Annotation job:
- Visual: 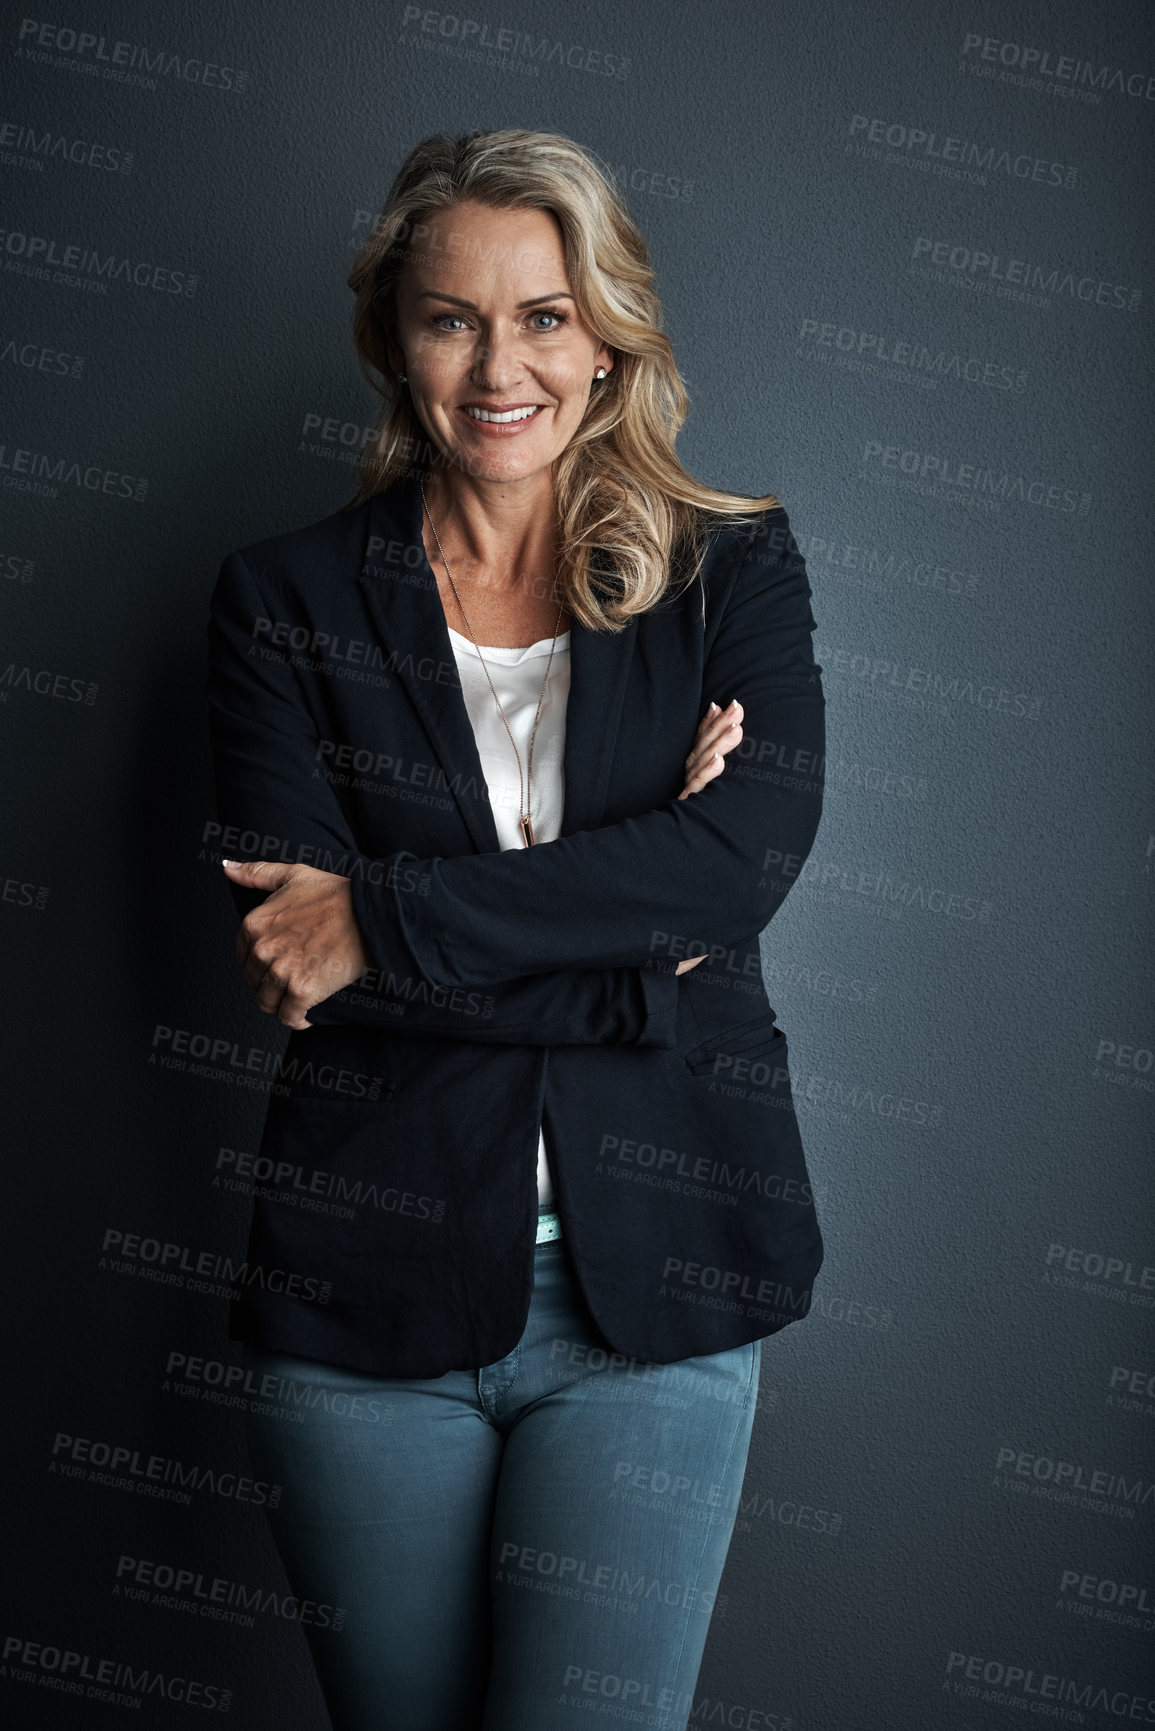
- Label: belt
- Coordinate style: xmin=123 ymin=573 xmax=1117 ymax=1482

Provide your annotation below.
xmin=535 ymin=1208 xmax=562 ymax=1245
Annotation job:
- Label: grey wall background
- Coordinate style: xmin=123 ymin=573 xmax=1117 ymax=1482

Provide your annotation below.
xmin=4 ymin=1 xmax=1153 ymax=1726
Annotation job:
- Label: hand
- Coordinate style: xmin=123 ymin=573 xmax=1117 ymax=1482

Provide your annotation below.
xmin=674 ymin=698 xmax=745 ymax=975
xmin=221 ymin=859 xmax=370 ymax=1030
xmin=679 ymin=698 xmax=745 ymax=800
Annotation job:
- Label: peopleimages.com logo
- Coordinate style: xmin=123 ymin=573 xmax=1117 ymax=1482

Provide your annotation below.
xmin=958 ymin=33 xmax=1155 ymax=103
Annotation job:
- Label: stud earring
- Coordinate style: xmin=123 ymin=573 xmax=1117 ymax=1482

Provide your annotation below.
xmin=594 ymin=367 xmax=607 ymax=379
xmin=398 ymin=372 xmax=407 ymax=382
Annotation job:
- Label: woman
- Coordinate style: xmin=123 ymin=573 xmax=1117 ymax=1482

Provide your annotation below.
xmin=206 ymin=128 xmax=825 ymax=1731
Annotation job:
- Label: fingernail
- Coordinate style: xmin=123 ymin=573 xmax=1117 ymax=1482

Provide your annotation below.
xmin=708 ymin=701 xmax=719 ymax=714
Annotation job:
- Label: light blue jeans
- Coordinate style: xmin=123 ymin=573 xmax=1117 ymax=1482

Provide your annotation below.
xmin=240 ymin=1236 xmax=761 ymax=1731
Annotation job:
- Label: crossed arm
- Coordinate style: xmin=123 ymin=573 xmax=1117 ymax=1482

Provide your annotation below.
xmin=206 ymin=507 xmax=824 ymax=1040
xmin=220 ymin=700 xmax=743 ymax=1036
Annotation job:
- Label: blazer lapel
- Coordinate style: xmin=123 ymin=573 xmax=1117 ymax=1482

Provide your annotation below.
xmin=558 ymin=610 xmax=638 ymax=839
xmin=358 ymin=468 xmax=638 ymax=853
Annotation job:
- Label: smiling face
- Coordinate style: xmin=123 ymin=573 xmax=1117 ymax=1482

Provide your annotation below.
xmin=386 ymin=201 xmax=614 ymax=487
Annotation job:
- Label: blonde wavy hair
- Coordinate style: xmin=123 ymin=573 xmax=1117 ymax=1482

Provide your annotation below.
xmin=345 ymin=128 xmax=779 ymax=632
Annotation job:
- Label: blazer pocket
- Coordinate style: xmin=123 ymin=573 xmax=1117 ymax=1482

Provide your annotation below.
xmin=683 ymin=1012 xmax=786 ymax=1077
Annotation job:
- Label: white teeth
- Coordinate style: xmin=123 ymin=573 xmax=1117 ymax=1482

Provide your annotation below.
xmin=465 ymin=405 xmax=542 ymax=423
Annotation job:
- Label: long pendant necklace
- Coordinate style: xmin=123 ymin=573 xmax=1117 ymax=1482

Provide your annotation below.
xmin=421 ymin=482 xmax=566 ymax=846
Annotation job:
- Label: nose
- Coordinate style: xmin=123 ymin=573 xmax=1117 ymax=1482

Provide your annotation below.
xmin=469 ymin=325 xmax=524 ymax=392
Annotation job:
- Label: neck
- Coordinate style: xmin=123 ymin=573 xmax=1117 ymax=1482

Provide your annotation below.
xmin=421 ymin=466 xmax=559 ymax=592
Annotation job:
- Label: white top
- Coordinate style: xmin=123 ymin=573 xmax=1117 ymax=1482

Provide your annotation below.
xmin=446 ymin=624 xmax=571 ymax=1210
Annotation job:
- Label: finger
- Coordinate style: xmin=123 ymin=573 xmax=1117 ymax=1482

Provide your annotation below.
xmin=685 ymin=720 xmax=743 ymax=781
xmin=222 ymin=858 xmax=283 ymax=889
xmin=686 ymin=701 xmax=744 ymax=768
xmin=674 ymin=953 xmax=708 ymax=974
xmin=278 ymin=990 xmax=317 ymax=1031
xmin=678 ymin=751 xmax=725 ymax=799
xmin=693 ymin=698 xmax=743 ymax=739
xmin=242 ymin=935 xmax=278 ymax=995
xmin=255 ymin=965 xmax=291 ymax=1018
xmin=260 ymin=952 xmax=334 ymax=1026
xmin=689 ymin=703 xmax=728 ymax=753
xmin=241 ymin=921 xmax=293 ymax=1002
xmin=685 ymin=715 xmax=744 ymax=785
xmin=702 ymin=701 xmax=744 ymax=748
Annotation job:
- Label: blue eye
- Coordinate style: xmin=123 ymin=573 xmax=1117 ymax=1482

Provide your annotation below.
xmin=427 ymin=308 xmax=570 ymax=333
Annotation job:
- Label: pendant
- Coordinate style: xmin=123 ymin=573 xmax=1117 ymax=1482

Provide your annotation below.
xmin=519 ymin=813 xmax=535 ymax=847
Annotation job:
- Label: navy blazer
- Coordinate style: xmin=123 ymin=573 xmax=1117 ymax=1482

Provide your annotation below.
xmin=206 ymin=466 xmax=826 ymax=1377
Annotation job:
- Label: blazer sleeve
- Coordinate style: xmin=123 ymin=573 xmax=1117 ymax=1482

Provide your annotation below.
xmin=347 ymin=506 xmax=824 ymax=985
xmin=205 ymin=549 xmax=680 ymax=1048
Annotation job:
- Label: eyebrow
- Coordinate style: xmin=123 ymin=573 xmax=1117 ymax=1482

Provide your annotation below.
xmin=415 ymin=291 xmax=575 ymax=309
